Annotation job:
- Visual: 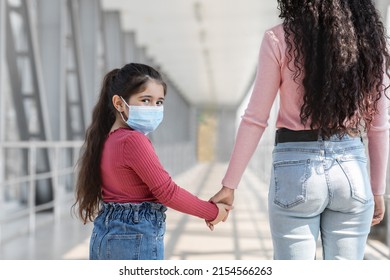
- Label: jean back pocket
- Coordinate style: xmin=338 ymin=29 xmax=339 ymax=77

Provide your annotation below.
xmin=273 ymin=159 xmax=310 ymax=208
xmin=336 ymin=155 xmax=372 ymax=204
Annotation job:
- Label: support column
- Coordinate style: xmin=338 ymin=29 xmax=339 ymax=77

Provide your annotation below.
xmin=79 ymin=0 xmax=106 ymax=117
xmin=37 ymin=0 xmax=66 ymax=141
xmin=5 ymin=0 xmax=54 ymax=204
xmin=0 ymin=0 xmax=5 ymax=142
xmin=66 ymin=0 xmax=89 ymax=138
xmin=0 ymin=0 xmax=6 ymax=204
xmin=103 ymin=11 xmax=124 ymax=69
xmin=123 ymin=31 xmax=138 ymax=63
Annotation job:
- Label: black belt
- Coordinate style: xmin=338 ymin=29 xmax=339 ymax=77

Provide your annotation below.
xmin=275 ymin=128 xmax=320 ymax=144
xmin=275 ymin=128 xmax=361 ymax=145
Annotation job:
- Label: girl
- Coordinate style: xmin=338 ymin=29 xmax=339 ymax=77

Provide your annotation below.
xmin=74 ymin=63 xmax=231 ymax=260
xmin=211 ymin=0 xmax=390 ymax=259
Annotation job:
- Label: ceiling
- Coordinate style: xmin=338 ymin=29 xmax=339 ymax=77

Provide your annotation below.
xmin=101 ymin=0 xmax=281 ymax=108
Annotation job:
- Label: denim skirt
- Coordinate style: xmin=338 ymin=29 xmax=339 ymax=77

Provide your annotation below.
xmin=89 ymin=201 xmax=167 ymax=260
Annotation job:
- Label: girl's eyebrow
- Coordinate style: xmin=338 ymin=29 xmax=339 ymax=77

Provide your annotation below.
xmin=138 ymin=94 xmax=165 ymax=100
xmin=138 ymin=94 xmax=153 ymax=98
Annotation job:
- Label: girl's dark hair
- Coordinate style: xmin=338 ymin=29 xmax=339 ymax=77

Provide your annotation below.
xmin=73 ymin=63 xmax=167 ymax=223
xmin=277 ymin=0 xmax=390 ymax=137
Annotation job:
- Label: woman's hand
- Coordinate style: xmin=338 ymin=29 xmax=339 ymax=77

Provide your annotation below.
xmin=209 ymin=186 xmax=235 ymax=206
xmin=372 ymin=195 xmax=385 ymax=226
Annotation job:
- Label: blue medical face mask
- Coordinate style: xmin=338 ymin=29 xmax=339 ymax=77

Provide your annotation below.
xmin=120 ymin=97 xmax=164 ymax=135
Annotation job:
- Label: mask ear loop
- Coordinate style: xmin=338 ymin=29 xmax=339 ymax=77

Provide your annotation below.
xmin=118 ymin=96 xmax=130 ymax=123
xmin=119 ymin=111 xmax=127 ymax=123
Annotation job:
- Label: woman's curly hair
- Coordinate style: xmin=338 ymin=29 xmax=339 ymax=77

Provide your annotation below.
xmin=277 ymin=0 xmax=390 ymax=137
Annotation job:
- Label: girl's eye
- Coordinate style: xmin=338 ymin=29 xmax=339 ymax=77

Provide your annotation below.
xmin=141 ymin=99 xmax=150 ymax=104
xmin=156 ymin=100 xmax=164 ymax=106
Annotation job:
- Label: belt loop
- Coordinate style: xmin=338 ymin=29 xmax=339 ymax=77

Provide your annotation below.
xmin=359 ymin=130 xmax=363 ymax=143
xmin=133 ymin=205 xmax=139 ymax=223
xmin=104 ymin=204 xmax=114 ymax=226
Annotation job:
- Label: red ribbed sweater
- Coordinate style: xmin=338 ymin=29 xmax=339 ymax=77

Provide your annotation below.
xmin=100 ymin=127 xmax=218 ymax=221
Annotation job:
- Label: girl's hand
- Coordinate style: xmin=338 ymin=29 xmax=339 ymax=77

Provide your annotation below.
xmin=207 ymin=203 xmax=233 ymax=231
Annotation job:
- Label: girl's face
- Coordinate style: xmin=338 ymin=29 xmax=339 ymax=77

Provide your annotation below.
xmin=127 ymin=80 xmax=165 ymax=107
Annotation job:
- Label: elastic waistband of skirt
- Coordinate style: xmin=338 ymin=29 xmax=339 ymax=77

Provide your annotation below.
xmin=102 ymin=201 xmax=167 ymax=212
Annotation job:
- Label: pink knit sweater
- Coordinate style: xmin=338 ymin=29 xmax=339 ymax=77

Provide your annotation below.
xmin=100 ymin=127 xmax=218 ymax=221
xmin=222 ymin=24 xmax=390 ymax=195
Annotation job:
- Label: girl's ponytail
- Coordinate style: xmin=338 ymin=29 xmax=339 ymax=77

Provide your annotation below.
xmin=73 ymin=68 xmax=119 ymax=223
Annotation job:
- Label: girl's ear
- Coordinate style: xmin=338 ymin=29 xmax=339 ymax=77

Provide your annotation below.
xmin=112 ymin=95 xmax=124 ymax=112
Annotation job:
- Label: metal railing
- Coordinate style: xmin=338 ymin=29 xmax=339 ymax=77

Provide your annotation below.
xmin=0 ymin=141 xmax=83 ymax=245
xmin=0 ymin=139 xmax=198 ymax=245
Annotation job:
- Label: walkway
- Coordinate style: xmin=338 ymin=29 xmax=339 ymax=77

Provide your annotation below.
xmin=0 ymin=162 xmax=388 ymax=260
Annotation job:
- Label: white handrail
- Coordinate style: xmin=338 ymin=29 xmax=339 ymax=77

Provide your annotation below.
xmin=0 ymin=141 xmax=83 ymax=244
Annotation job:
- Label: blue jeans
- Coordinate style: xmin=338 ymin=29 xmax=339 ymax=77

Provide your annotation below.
xmin=89 ymin=201 xmax=167 ymax=260
xmin=269 ymin=134 xmax=374 ymax=259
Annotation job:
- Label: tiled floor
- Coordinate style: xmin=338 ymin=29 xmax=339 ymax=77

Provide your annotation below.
xmin=164 ymin=163 xmax=273 ymax=260
xmin=0 ymin=162 xmax=388 ymax=260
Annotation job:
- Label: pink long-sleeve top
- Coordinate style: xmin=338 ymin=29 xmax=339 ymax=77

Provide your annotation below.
xmin=100 ymin=127 xmax=218 ymax=221
xmin=222 ymin=24 xmax=390 ymax=195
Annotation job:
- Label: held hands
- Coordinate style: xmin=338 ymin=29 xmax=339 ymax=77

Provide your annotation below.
xmin=207 ymin=203 xmax=233 ymax=231
xmin=206 ymin=186 xmax=235 ymax=231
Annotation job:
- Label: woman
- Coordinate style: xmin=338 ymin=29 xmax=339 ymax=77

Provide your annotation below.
xmin=74 ymin=63 xmax=231 ymax=260
xmin=211 ymin=0 xmax=390 ymax=259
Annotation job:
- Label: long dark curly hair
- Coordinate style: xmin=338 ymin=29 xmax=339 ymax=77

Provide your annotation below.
xmin=277 ymin=0 xmax=390 ymax=137
xmin=73 ymin=63 xmax=167 ymax=224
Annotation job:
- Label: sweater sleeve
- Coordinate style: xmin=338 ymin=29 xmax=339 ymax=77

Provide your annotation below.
xmin=367 ymin=93 xmax=390 ymax=195
xmin=124 ymin=132 xmax=218 ymax=221
xmin=222 ymin=29 xmax=282 ymax=189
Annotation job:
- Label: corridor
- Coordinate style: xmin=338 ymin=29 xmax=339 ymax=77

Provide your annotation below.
xmin=0 ymin=0 xmax=389 ymax=263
